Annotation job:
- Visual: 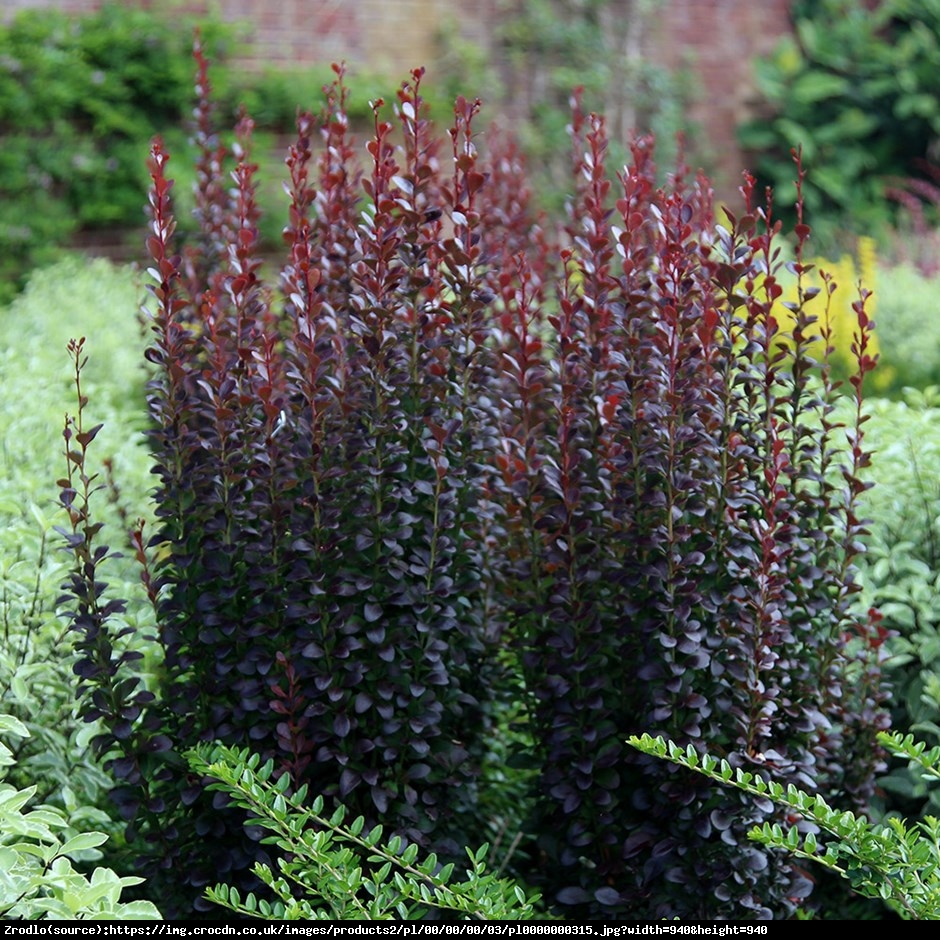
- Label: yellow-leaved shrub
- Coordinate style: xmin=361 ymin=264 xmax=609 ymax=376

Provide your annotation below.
xmin=775 ymin=236 xmax=893 ymax=392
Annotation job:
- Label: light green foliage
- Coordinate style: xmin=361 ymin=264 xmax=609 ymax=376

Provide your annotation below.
xmin=0 ymin=255 xmax=148 ymax=411
xmin=838 ymin=390 xmax=940 ymax=816
xmin=850 ymin=391 xmax=940 ymax=564
xmin=0 ymin=713 xmax=160 ymax=919
xmin=475 ymin=691 xmax=539 ymax=879
xmin=188 ymin=743 xmax=544 ymax=921
xmin=627 ymin=731 xmax=940 ymax=920
xmin=0 ymin=256 xmax=154 ymax=811
xmin=869 ymin=263 xmax=940 ymax=392
xmin=433 ymin=16 xmax=503 ymax=122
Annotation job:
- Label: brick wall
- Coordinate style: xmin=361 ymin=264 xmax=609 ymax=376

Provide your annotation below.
xmin=0 ymin=0 xmax=485 ymax=73
xmin=172 ymin=0 xmax=464 ymax=75
xmin=650 ymin=0 xmax=794 ymax=194
xmin=2 ymin=0 xmax=794 ymax=199
xmin=2 ymin=0 xmax=90 ymax=15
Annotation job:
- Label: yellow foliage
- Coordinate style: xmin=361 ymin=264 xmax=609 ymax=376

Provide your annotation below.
xmin=775 ymin=235 xmax=893 ymax=392
xmin=568 ymin=234 xmax=891 ymax=391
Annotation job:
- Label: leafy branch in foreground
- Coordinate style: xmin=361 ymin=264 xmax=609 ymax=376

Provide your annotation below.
xmin=627 ymin=731 xmax=940 ymax=920
xmin=0 ymin=713 xmax=161 ymax=920
xmin=187 ymin=743 xmax=543 ymax=921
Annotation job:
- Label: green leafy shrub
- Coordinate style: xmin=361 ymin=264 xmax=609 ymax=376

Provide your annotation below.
xmin=839 ymin=389 xmax=940 ymax=820
xmin=0 ymin=3 xmax=233 ymax=302
xmin=865 ymin=263 xmax=940 ymax=392
xmin=627 ymin=731 xmax=940 ymax=920
xmin=0 ymin=712 xmax=160 ymax=920
xmin=188 ymin=742 xmax=541 ymax=920
xmin=739 ymin=0 xmax=940 ymax=239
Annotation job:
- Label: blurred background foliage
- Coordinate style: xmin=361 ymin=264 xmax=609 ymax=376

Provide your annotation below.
xmin=0 ymin=4 xmax=232 ymax=301
xmin=492 ymin=0 xmax=692 ymax=209
xmin=13 ymin=0 xmax=940 ymax=284
xmin=739 ymin=0 xmax=940 ymax=244
xmin=0 ymin=0 xmax=696 ymax=297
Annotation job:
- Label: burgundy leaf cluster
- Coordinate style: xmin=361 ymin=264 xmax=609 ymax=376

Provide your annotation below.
xmin=57 ymin=54 xmax=888 ymax=919
xmin=491 ymin=122 xmax=887 ymax=916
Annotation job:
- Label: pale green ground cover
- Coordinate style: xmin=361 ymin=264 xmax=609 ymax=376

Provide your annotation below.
xmin=0 ymin=255 xmax=160 ymax=917
xmin=0 ymin=254 xmax=156 ymax=798
xmin=871 ymin=262 xmax=940 ymax=393
xmin=0 ymin=257 xmax=156 ymax=776
xmin=837 ymin=390 xmax=940 ymax=819
xmin=0 ymin=253 xmax=152 ymax=509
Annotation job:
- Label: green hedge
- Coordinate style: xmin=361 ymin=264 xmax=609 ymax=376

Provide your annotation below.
xmin=0 ymin=3 xmax=235 ymax=303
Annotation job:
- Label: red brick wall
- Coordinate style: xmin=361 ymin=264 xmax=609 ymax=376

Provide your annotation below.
xmin=650 ymin=0 xmax=794 ymax=194
xmin=178 ymin=0 xmax=459 ymax=75
xmin=2 ymin=0 xmax=90 ymax=14
xmin=0 ymin=0 xmax=481 ymax=73
xmin=2 ymin=0 xmax=794 ymax=198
